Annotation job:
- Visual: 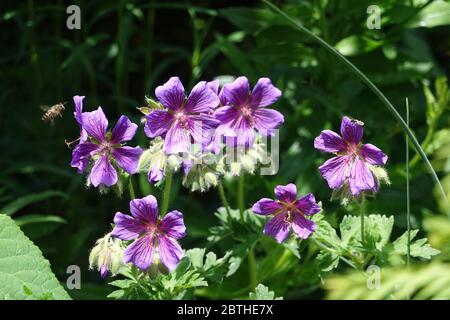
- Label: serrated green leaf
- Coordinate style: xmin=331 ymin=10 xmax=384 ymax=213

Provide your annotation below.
xmin=0 ymin=214 xmax=70 ymax=300
xmin=249 ymin=284 xmax=283 ymax=300
xmin=393 ymin=229 xmax=440 ymax=259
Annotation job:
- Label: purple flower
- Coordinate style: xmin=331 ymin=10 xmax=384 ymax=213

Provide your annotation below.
xmin=314 ymin=116 xmax=388 ymax=196
xmin=70 ymin=106 xmax=143 ymax=187
xmin=144 ymin=77 xmax=220 ymax=154
xmin=212 ymin=76 xmax=284 ymax=150
xmin=112 ymin=195 xmax=186 ymax=271
xmin=252 ymin=183 xmax=321 ymax=243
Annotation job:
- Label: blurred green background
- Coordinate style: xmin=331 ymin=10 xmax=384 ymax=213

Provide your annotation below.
xmin=1 ymin=0 xmax=450 ymax=299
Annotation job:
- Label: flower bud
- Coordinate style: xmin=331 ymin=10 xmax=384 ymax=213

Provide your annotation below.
xmin=89 ymin=233 xmax=124 ymax=278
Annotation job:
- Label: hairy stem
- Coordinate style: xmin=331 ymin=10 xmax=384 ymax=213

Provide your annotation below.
xmin=238 ymin=174 xmax=245 ymax=221
xmin=262 ymin=0 xmax=448 ymax=207
xmin=218 ymin=181 xmax=231 ymax=216
xmin=248 ymin=246 xmax=257 ymax=291
xmin=161 ymin=169 xmax=173 ymax=215
xmin=128 ymin=176 xmax=136 ymax=200
xmin=406 ymin=99 xmax=411 ymax=271
xmin=360 ymin=193 xmax=366 ymax=244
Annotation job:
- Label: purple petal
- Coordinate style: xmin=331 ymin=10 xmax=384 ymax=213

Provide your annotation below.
xmin=340 ymin=116 xmax=363 ymax=145
xmin=250 ymin=77 xmax=282 ymax=107
xmin=111 ymin=115 xmax=138 ymax=143
xmin=252 ymin=198 xmax=283 ymax=215
xmin=89 ymin=155 xmax=118 ymax=187
xmin=81 ymin=107 xmax=108 ymax=142
xmin=227 ymin=116 xmax=255 ymax=147
xmin=274 ymin=183 xmax=297 ymax=202
xmin=159 ymin=210 xmax=186 ymax=239
xmin=112 ymin=146 xmax=143 ymax=174
xmin=295 ymin=193 xmax=321 ymax=215
xmin=157 ymin=235 xmax=183 ymax=271
xmin=188 ymin=114 xmax=220 ymax=146
xmin=124 ymin=235 xmax=154 ymax=271
xmin=360 ymin=143 xmax=388 ymax=165
xmin=144 ymin=110 xmax=174 ymax=138
xmin=100 ymin=263 xmax=108 ymax=278
xmin=314 ymin=130 xmax=347 ymax=153
xmin=349 ymin=157 xmax=376 ymax=195
xmin=185 ymin=81 xmax=220 ymax=113
xmin=318 ymin=155 xmax=350 ymax=190
xmin=221 ymin=76 xmax=250 ymax=107
xmin=155 ymin=77 xmax=185 ymax=110
xmin=112 ymin=212 xmax=145 ymax=240
xmin=263 ymin=213 xmax=290 ymax=243
xmin=253 ymin=108 xmax=284 ymax=134
xmin=214 ymin=105 xmax=239 ymax=124
xmin=73 ymin=95 xmax=85 ymax=126
xmin=163 ymin=122 xmax=191 ymax=154
xmin=291 ymin=214 xmax=316 ymax=239
xmin=148 ymin=167 xmax=164 ymax=183
xmin=71 ymin=142 xmax=98 ymax=173
xmin=207 ymin=80 xmax=219 ymax=94
xmin=129 ymin=195 xmax=158 ymax=225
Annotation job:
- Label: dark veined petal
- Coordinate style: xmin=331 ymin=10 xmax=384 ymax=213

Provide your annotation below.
xmin=226 ymin=115 xmax=255 ymax=147
xmin=81 ymin=107 xmax=108 ymax=142
xmin=250 ymin=77 xmax=282 ymax=108
xmin=340 ymin=116 xmax=364 ymax=145
xmin=295 ymin=193 xmax=321 ymax=215
xmin=88 ymin=155 xmax=118 ymax=187
xmin=111 ymin=212 xmax=145 ymax=240
xmin=110 ymin=115 xmax=138 ymax=143
xmin=129 ymin=195 xmax=159 ymax=225
xmin=144 ymin=110 xmax=173 ymax=138
xmin=73 ymin=95 xmax=85 ymax=126
xmin=148 ymin=167 xmax=164 ymax=183
xmin=253 ymin=108 xmax=284 ymax=134
xmin=318 ymin=155 xmax=350 ymax=190
xmin=252 ymin=198 xmax=283 ymax=215
xmin=157 ymin=235 xmax=184 ymax=271
xmin=112 ymin=146 xmax=143 ymax=174
xmin=187 ymin=114 xmax=220 ymax=147
xmin=263 ymin=212 xmax=291 ymax=243
xmin=314 ymin=130 xmax=347 ymax=153
xmin=221 ymin=76 xmax=250 ymax=107
xmin=348 ymin=157 xmax=376 ymax=195
xmin=207 ymin=79 xmax=219 ymax=94
xmin=291 ymin=213 xmax=316 ymax=239
xmin=159 ymin=210 xmax=186 ymax=240
xmin=155 ymin=77 xmax=185 ymax=110
xmin=124 ymin=235 xmax=155 ymax=271
xmin=185 ymin=81 xmax=220 ymax=113
xmin=70 ymin=142 xmax=98 ymax=173
xmin=360 ymin=143 xmax=388 ymax=165
xmin=163 ymin=122 xmax=191 ymax=154
xmin=274 ymin=183 xmax=297 ymax=202
xmin=214 ymin=105 xmax=239 ymax=125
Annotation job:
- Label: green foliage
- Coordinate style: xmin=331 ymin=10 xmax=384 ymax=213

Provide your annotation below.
xmin=108 ymin=248 xmax=231 ymax=300
xmin=325 ymin=262 xmax=450 ymax=300
xmin=0 ymin=214 xmax=70 ymax=300
xmin=249 ymin=284 xmax=283 ymax=300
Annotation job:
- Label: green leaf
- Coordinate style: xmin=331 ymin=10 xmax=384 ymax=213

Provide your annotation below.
xmin=0 ymin=214 xmax=70 ymax=299
xmin=249 ymin=284 xmax=283 ymax=300
xmin=15 ymin=214 xmax=66 ymax=226
xmin=335 ymin=35 xmax=383 ymax=57
xmin=0 ymin=191 xmax=67 ymax=216
xmin=393 ymin=230 xmax=440 ymax=259
xmin=406 ymin=0 xmax=450 ymax=29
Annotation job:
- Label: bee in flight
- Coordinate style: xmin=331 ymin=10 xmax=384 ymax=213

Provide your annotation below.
xmin=41 ymin=102 xmax=66 ymax=123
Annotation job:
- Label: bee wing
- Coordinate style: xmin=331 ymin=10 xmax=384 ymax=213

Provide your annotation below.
xmin=40 ymin=105 xmax=50 ymax=112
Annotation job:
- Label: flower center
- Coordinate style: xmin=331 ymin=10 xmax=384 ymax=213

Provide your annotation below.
xmin=241 ymin=105 xmax=253 ymax=118
xmin=175 ymin=112 xmax=188 ymax=128
xmin=98 ymin=141 xmax=113 ymax=156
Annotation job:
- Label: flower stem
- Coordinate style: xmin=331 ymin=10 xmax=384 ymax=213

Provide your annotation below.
xmin=128 ymin=176 xmax=136 ymax=200
xmin=406 ymin=99 xmax=411 ymax=270
xmin=248 ymin=246 xmax=257 ymax=291
xmin=238 ymin=174 xmax=245 ymax=221
xmin=218 ymin=181 xmax=231 ymax=216
xmin=161 ymin=169 xmax=173 ymax=215
xmin=360 ymin=193 xmax=366 ymax=244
